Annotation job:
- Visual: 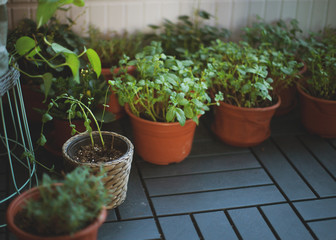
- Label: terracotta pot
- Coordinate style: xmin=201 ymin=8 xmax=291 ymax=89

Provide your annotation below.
xmin=101 ymin=66 xmax=136 ymax=119
xmin=274 ymin=62 xmax=307 ymax=116
xmin=21 ymin=84 xmax=47 ymax=123
xmin=62 ymin=131 xmax=134 ymax=209
xmin=125 ymin=105 xmax=197 ymax=165
xmin=211 ymin=98 xmax=281 ymax=147
xmin=297 ymin=83 xmax=336 ymax=138
xmin=6 ymin=185 xmax=107 ymax=240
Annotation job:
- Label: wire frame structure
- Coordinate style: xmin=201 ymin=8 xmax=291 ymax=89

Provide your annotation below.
xmin=0 ymin=66 xmax=38 ymax=228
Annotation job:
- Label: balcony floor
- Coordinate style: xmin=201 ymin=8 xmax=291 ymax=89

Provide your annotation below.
xmin=1 ymin=107 xmax=336 ymax=240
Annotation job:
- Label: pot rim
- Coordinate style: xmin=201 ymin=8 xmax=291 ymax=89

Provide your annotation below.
xmin=297 ymin=82 xmax=336 ymax=104
xmin=124 ymin=104 xmax=199 ymax=127
xmin=6 ymin=185 xmax=107 ymax=240
xmin=62 ymin=131 xmax=134 ymax=167
xmin=217 ymin=96 xmax=281 ymax=112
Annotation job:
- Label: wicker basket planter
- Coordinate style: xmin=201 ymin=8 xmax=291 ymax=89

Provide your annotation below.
xmin=62 ymin=131 xmax=134 ymax=209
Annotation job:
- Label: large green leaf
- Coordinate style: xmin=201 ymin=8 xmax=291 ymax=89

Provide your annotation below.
xmin=42 ymin=73 xmax=53 ymax=100
xmin=51 ymin=43 xmax=74 ymax=54
xmin=64 ymin=53 xmax=80 ymax=83
xmin=15 ymin=37 xmax=38 ymax=57
xmin=86 ymin=48 xmax=102 ymax=78
xmin=36 ymin=0 xmax=73 ymax=28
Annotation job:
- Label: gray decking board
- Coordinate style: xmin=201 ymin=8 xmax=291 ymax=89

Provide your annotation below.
xmin=159 ymin=215 xmax=199 ymax=240
xmin=98 ymin=218 xmax=160 ymax=240
xmin=252 ymin=140 xmax=315 ymax=200
xmin=117 ymin=163 xmax=153 ymax=220
xmin=261 ymin=203 xmax=314 ymax=240
xmin=228 ymin=207 xmax=277 ymax=240
xmin=299 ymin=135 xmax=336 ymax=179
xmin=151 ymin=185 xmax=285 ymax=216
xmin=274 ymin=135 xmax=336 ymax=197
xmin=308 ymin=219 xmax=336 ymax=240
xmin=293 ymin=198 xmax=336 ymax=221
xmin=145 ymin=168 xmax=272 ymax=196
xmin=193 ymin=211 xmax=239 ymax=240
xmin=138 ymin=152 xmax=261 ymax=179
xmin=189 ymin=138 xmax=249 ymax=157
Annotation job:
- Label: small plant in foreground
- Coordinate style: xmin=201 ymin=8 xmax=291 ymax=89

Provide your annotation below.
xmin=15 ymin=166 xmax=111 ymax=236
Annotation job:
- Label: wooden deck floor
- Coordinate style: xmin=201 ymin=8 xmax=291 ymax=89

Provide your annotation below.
xmin=1 ymin=107 xmax=336 ymax=240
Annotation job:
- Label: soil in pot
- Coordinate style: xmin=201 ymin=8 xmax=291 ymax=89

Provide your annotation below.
xmin=74 ymin=143 xmax=124 ymax=163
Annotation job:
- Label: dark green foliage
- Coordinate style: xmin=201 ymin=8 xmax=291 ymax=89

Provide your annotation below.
xmin=194 ymin=41 xmax=274 ymax=108
xmin=146 ymin=10 xmax=230 ymax=58
xmin=86 ymin=26 xmax=147 ymax=68
xmin=300 ymin=28 xmax=336 ymax=100
xmin=242 ymin=16 xmax=302 ymax=55
xmin=20 ymin=166 xmax=111 ymax=236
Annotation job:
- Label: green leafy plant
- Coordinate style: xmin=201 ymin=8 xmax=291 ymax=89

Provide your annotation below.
xmin=242 ymin=17 xmax=304 ymax=91
xmin=109 ymin=41 xmax=222 ymax=126
xmin=86 ymin=26 xmax=146 ymax=68
xmin=37 ymin=92 xmax=108 ymax=148
xmin=16 ymin=166 xmax=111 ymax=236
xmin=194 ymin=40 xmax=275 ymax=108
xmin=300 ymin=29 xmax=336 ymax=100
xmin=242 ymin=16 xmax=302 ymax=55
xmin=146 ymin=10 xmax=230 ymax=58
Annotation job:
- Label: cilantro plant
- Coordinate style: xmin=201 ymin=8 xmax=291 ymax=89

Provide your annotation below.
xmin=194 ymin=40 xmax=275 ymax=108
xmin=18 ymin=166 xmax=111 ymax=236
xmin=109 ymin=42 xmax=222 ymax=126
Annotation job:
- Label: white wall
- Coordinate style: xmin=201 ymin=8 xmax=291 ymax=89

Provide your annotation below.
xmin=6 ymin=0 xmax=336 ymax=37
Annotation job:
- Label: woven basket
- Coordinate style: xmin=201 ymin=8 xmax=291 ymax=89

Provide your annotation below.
xmin=62 ymin=131 xmax=134 ymax=209
xmin=0 ymin=66 xmax=20 ymax=97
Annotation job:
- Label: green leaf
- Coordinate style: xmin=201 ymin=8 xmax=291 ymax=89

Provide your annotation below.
xmin=184 ymin=105 xmax=193 ymax=118
xmin=37 ymin=134 xmax=47 ymax=146
xmin=42 ymin=113 xmax=53 ymax=123
xmin=51 ymin=43 xmax=74 ymax=54
xmin=166 ymin=106 xmax=175 ymax=122
xmin=175 ymin=108 xmax=186 ymax=126
xmin=42 ymin=73 xmax=53 ymax=100
xmin=15 ymin=37 xmax=38 ymax=57
xmin=86 ymin=48 xmax=102 ymax=78
xmin=73 ymin=0 xmax=85 ymax=6
xmin=63 ymin=53 xmax=80 ymax=83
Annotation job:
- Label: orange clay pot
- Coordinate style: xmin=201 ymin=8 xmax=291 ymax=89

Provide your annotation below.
xmin=297 ymin=83 xmax=336 ymax=138
xmin=101 ymin=66 xmax=136 ymax=119
xmin=211 ymin=98 xmax=281 ymax=147
xmin=6 ymin=185 xmax=107 ymax=240
xmin=125 ymin=104 xmax=197 ymax=165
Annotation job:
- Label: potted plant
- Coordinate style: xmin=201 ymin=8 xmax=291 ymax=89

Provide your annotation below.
xmin=297 ymin=28 xmax=336 ymax=138
xmin=6 ymin=166 xmax=110 ymax=240
xmin=6 ymin=0 xmax=87 ymax=123
xmin=242 ymin=17 xmax=305 ymax=115
xmin=195 ymin=40 xmax=280 ymax=147
xmin=39 ymin=93 xmax=134 ymax=209
xmin=85 ymin=26 xmax=144 ymax=118
xmin=9 ymin=29 xmax=109 ymax=154
xmin=109 ymin=41 xmax=222 ymax=165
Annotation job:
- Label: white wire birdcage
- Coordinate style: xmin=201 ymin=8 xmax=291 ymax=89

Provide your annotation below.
xmin=0 ymin=66 xmax=38 ymax=228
